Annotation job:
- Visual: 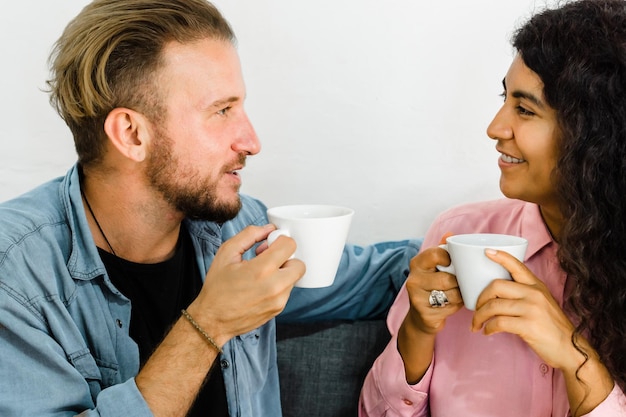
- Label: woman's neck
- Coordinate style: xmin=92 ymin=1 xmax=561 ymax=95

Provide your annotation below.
xmin=539 ymin=204 xmax=565 ymax=242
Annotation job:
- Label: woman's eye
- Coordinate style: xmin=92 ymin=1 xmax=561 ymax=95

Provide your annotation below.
xmin=516 ymin=105 xmax=535 ymax=116
xmin=499 ymin=91 xmax=506 ymax=101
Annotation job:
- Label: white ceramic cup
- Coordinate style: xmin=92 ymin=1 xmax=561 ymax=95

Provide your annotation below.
xmin=436 ymin=233 xmax=528 ymax=310
xmin=267 ymin=204 xmax=354 ymax=288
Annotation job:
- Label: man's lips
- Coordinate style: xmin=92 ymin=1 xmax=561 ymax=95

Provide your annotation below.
xmin=224 ymin=163 xmax=244 ymax=185
xmin=225 ymin=154 xmax=247 ymax=176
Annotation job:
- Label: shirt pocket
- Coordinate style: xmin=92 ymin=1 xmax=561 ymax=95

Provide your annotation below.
xmin=68 ymin=348 xmax=119 ymax=400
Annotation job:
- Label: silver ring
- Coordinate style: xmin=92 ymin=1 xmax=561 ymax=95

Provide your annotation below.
xmin=429 ymin=290 xmax=449 ymax=308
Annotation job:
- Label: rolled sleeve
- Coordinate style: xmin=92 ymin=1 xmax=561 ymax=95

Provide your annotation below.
xmin=278 ymin=238 xmax=422 ymax=323
xmin=583 ymin=384 xmax=626 ymax=417
xmin=83 ymin=378 xmax=153 ymax=417
xmin=359 ymin=333 xmax=430 ymax=417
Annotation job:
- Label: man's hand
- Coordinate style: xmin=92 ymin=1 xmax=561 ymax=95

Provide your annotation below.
xmin=190 ymin=224 xmax=305 ymax=346
xmin=136 ymin=224 xmax=305 ymax=416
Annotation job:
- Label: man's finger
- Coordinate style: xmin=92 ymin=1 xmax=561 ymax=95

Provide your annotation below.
xmin=220 ymin=224 xmax=276 ymax=261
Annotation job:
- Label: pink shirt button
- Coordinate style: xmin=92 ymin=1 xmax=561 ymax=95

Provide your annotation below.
xmin=540 ymin=363 xmax=549 ymax=374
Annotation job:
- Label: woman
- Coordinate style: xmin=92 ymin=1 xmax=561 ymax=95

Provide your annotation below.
xmin=360 ymin=1 xmax=626 ymax=416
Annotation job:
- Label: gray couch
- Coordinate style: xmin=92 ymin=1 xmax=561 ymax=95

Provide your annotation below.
xmin=276 ymin=320 xmax=390 ymax=417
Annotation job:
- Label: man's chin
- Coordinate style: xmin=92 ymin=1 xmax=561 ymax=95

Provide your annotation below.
xmin=184 ymin=196 xmax=242 ymax=223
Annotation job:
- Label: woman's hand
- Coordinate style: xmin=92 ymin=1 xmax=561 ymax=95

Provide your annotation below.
xmin=398 ymin=243 xmax=464 ymax=384
xmin=404 ymin=246 xmax=464 ymax=335
xmin=471 ymin=248 xmax=577 ymax=369
xmin=473 ymin=249 xmax=614 ymax=415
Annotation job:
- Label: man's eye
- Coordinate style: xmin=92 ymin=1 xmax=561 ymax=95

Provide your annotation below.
xmin=217 ymin=106 xmax=232 ymax=116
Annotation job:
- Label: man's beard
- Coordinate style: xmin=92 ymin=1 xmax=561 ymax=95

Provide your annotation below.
xmin=146 ymin=129 xmax=243 ymax=223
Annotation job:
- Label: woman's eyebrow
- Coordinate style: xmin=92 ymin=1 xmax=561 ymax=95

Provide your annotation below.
xmin=502 ymin=78 xmax=546 ymax=109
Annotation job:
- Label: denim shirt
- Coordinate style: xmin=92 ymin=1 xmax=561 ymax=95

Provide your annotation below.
xmin=0 ymin=164 xmax=422 ymax=417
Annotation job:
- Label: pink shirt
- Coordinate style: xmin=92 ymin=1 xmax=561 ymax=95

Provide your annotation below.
xmin=359 ymin=198 xmax=626 ymax=417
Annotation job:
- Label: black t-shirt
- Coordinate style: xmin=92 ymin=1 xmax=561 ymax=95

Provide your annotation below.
xmin=100 ymin=226 xmax=229 ymax=416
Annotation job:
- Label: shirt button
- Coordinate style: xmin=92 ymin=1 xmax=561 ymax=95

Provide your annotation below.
xmin=220 ymin=359 xmax=230 ymax=369
xmin=403 ymin=399 xmax=413 ymax=406
xmin=540 ymin=363 xmax=549 ymax=374
xmin=116 ymin=319 xmax=123 ymax=328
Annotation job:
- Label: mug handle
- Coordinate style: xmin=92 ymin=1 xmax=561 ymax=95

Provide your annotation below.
xmin=435 ymin=243 xmax=455 ymax=274
xmin=267 ymin=229 xmax=295 ymax=259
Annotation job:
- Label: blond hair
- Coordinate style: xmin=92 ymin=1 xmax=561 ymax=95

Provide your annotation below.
xmin=47 ymin=0 xmax=235 ymax=165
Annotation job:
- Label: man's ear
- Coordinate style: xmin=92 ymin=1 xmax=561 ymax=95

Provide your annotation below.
xmin=103 ymin=108 xmax=151 ymax=162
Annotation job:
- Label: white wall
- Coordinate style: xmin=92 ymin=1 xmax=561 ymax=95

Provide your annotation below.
xmin=0 ymin=1 xmax=546 ymax=245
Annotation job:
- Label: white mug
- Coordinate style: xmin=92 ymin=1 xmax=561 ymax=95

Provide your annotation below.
xmin=267 ymin=204 xmax=354 ymax=288
xmin=437 ymin=233 xmax=528 ymax=310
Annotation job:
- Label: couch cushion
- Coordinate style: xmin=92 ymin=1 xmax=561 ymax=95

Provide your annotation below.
xmin=276 ymin=320 xmax=390 ymax=417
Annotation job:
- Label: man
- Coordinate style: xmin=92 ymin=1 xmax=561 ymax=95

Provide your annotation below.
xmin=0 ymin=1 xmax=421 ymax=416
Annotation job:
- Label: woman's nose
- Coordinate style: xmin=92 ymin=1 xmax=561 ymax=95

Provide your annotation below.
xmin=486 ymin=106 xmax=513 ymax=141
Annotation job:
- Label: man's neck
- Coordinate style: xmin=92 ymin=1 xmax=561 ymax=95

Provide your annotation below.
xmin=81 ymin=169 xmax=183 ymax=264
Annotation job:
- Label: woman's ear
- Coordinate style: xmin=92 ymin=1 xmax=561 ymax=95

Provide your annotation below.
xmin=103 ymin=108 xmax=150 ymax=162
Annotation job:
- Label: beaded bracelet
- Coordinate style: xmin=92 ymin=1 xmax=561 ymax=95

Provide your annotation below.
xmin=180 ymin=309 xmax=223 ymax=354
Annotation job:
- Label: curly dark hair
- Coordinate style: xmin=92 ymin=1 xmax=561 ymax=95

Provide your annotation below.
xmin=513 ymin=0 xmax=626 ymax=395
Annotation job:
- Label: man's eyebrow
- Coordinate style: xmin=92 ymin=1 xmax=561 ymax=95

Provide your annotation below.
xmin=207 ymin=96 xmax=240 ymax=109
xmin=502 ymin=78 xmax=546 ymax=109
